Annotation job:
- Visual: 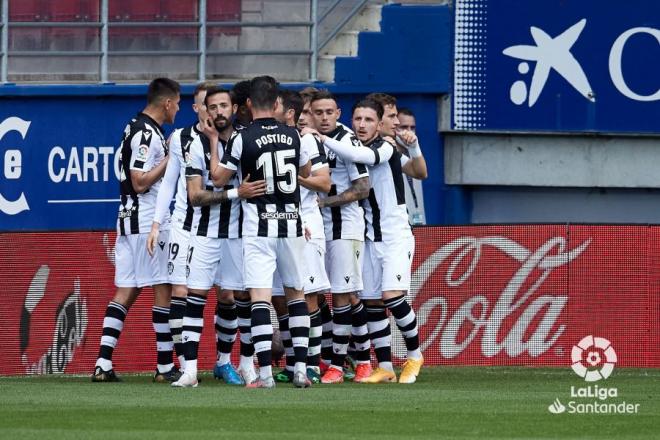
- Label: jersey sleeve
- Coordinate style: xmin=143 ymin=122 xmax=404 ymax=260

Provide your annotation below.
xmin=400 ymin=153 xmax=411 ymax=167
xmin=130 ymin=129 xmax=160 ymax=172
xmin=220 ymin=132 xmax=242 ymax=171
xmin=323 ymin=135 xmax=393 ymax=166
xmin=185 ymin=138 xmax=205 ymax=178
xmin=153 ymin=153 xmax=180 ymax=224
xmin=302 ymin=133 xmax=327 ymax=171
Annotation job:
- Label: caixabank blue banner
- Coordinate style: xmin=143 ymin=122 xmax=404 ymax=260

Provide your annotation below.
xmin=453 ymin=0 xmax=660 ymax=133
xmin=0 ymin=86 xmax=443 ymax=231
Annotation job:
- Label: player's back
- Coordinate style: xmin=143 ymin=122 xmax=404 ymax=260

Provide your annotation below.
xmin=235 ymin=117 xmax=303 ymax=238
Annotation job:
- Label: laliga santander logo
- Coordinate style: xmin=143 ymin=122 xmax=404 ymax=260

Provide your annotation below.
xmin=396 ymin=236 xmax=590 ymax=359
xmin=571 ymin=335 xmax=617 ymax=382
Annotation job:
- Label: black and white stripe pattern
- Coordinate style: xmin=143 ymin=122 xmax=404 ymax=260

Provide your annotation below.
xmin=360 ymin=138 xmax=410 ymax=242
xmin=331 ymin=304 xmax=352 ymax=369
xmin=278 ymin=314 xmax=295 ymax=371
xmin=169 ymin=297 xmax=186 ymax=367
xmin=287 ymin=299 xmax=310 ymax=369
xmin=320 ymin=125 xmax=369 ymax=241
xmin=96 ymin=301 xmax=127 ymax=371
xmin=186 ymin=136 xmax=241 ymax=239
xmin=215 ymin=301 xmax=238 ymax=365
xmin=182 ymin=293 xmax=207 ymax=375
xmin=307 ymin=309 xmax=322 ymax=367
xmin=152 ymin=306 xmax=174 ymax=373
xmin=251 ymin=301 xmax=273 ymax=368
xmin=319 ymin=298 xmax=334 ymax=363
xmin=351 ymin=302 xmax=371 ymax=363
xmin=243 ymin=201 xmax=303 ymax=238
xmin=383 ymin=295 xmax=419 ymax=352
xmin=236 ymin=299 xmax=254 ymax=358
xmin=117 ymin=113 xmax=168 ymax=235
xmin=367 ymin=305 xmax=392 ymax=364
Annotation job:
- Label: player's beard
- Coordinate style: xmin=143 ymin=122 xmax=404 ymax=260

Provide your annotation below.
xmin=213 ymin=116 xmax=230 ymax=131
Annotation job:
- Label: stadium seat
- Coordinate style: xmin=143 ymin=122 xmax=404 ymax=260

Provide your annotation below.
xmin=9 ymin=0 xmax=46 ymax=22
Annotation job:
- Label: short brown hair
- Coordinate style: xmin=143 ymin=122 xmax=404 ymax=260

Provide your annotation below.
xmin=365 ymin=92 xmax=397 ymax=108
xmin=300 ymin=86 xmax=319 ymax=104
xmin=193 ymin=81 xmax=216 ymax=98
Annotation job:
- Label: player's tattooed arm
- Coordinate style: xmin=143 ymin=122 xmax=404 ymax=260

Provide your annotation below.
xmin=319 ymin=176 xmax=370 ymax=208
xmin=187 ymin=174 xmax=266 ymax=206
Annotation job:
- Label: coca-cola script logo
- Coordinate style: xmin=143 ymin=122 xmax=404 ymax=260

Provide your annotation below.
xmin=394 ymin=236 xmax=590 ymax=360
xmin=20 ymin=265 xmax=88 ymax=374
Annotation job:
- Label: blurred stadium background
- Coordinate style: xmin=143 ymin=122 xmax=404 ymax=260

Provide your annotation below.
xmin=0 ymin=0 xmax=658 ymax=378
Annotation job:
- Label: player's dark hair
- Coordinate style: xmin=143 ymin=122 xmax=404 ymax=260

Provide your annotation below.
xmin=300 ymin=86 xmax=319 ymax=104
xmin=310 ymin=89 xmax=337 ymax=104
xmin=279 ymin=89 xmax=304 ymax=123
xmin=231 ymin=80 xmax=251 ymax=108
xmin=204 ymin=86 xmax=233 ymax=106
xmin=193 ymin=81 xmax=215 ymax=98
xmin=249 ymin=75 xmax=280 ymax=110
xmin=352 ymin=99 xmax=384 ymax=120
xmin=397 ymin=107 xmax=415 ymax=118
xmin=147 ymin=78 xmax=180 ymax=105
xmin=366 ymin=92 xmax=397 ymax=108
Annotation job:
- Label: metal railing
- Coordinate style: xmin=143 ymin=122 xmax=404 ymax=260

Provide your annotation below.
xmin=0 ymin=0 xmax=373 ymax=83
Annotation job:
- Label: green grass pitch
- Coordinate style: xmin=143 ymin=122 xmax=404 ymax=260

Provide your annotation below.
xmin=1 ymin=367 xmax=658 ymax=439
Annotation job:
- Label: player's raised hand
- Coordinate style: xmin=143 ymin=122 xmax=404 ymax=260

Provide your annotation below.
xmin=396 ymin=129 xmax=418 ymax=147
xmin=237 ymin=173 xmax=267 ymax=199
xmin=202 ymin=116 xmax=219 ymax=140
xmin=146 ymin=222 xmax=160 ymax=257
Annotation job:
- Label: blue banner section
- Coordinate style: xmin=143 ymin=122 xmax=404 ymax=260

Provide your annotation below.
xmin=0 ymin=87 xmax=444 ymax=231
xmin=453 ymin=0 xmax=660 ymax=133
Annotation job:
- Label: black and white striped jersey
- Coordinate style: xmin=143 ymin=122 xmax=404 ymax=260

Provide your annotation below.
xmin=220 ymin=117 xmax=308 ymax=238
xmin=117 ymin=112 xmax=168 ymax=236
xmin=300 ymin=132 xmax=328 ymax=240
xmin=185 ymin=134 xmax=241 ymax=239
xmin=321 ymin=135 xmax=411 ymax=242
xmin=153 ymin=124 xmax=201 ymax=232
xmin=360 ymin=137 xmax=411 ymax=242
xmin=320 ymin=125 xmax=369 ymax=241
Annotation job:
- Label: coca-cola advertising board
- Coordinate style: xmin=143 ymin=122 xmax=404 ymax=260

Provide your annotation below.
xmin=0 ymin=226 xmax=658 ymax=376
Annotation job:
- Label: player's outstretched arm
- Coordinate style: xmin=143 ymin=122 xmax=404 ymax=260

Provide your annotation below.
xmin=302 ymin=127 xmax=380 ymax=166
xmin=299 ymin=167 xmax=331 ymax=193
xmin=319 ymin=176 xmax=370 ymax=208
xmin=397 ymin=130 xmax=428 ymax=180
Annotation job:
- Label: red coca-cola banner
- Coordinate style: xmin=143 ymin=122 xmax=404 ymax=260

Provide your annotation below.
xmin=0 ymin=226 xmax=658 ymax=376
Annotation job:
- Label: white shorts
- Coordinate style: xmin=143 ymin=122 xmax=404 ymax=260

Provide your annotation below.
xmin=243 ymin=236 xmax=306 ymax=291
xmin=168 ymin=224 xmax=190 ymax=285
xmin=272 ymin=238 xmax=330 ymax=296
xmin=325 ymin=239 xmax=364 ymax=294
xmin=115 ymin=232 xmax=169 ymax=288
xmin=186 ymin=235 xmax=222 ymax=291
xmin=214 ymin=238 xmax=244 ymax=291
xmin=360 ymin=236 xmax=415 ymax=300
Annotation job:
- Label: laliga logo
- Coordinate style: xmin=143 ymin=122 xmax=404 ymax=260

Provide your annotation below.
xmin=571 ymin=335 xmax=617 ymax=382
xmin=0 ymin=116 xmax=31 ymax=215
xmin=503 ymin=19 xmax=660 ymax=106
